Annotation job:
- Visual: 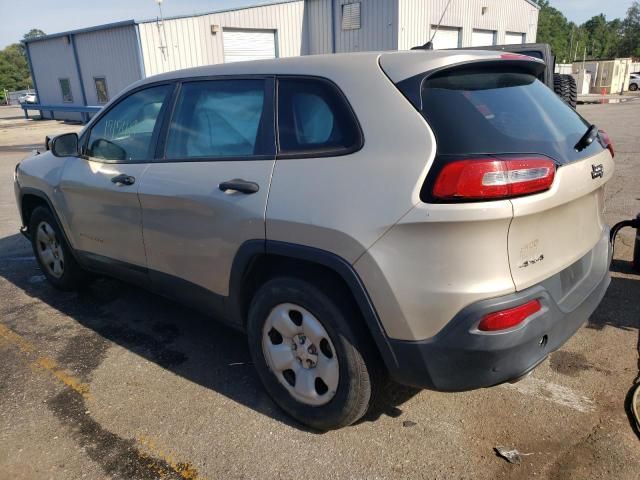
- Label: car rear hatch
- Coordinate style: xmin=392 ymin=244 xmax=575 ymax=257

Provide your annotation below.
xmin=381 ymin=51 xmax=614 ymax=293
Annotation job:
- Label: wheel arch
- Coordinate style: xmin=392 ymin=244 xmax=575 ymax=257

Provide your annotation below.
xmin=228 ymin=240 xmax=400 ymax=373
xmin=18 ymin=187 xmax=80 ymax=261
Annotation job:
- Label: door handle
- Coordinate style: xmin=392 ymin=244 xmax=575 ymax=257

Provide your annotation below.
xmin=111 ymin=173 xmax=135 ymax=186
xmin=219 ymin=179 xmax=259 ymax=194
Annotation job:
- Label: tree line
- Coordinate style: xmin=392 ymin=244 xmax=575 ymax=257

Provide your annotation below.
xmin=536 ymin=0 xmax=640 ymax=62
xmin=0 ymin=29 xmax=45 ymax=101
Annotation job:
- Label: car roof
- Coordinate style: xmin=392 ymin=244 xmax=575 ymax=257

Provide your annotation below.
xmin=132 ymin=49 xmax=540 ymax=88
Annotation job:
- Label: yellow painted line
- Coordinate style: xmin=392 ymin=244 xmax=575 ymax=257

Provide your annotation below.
xmin=1 ymin=322 xmax=205 ymax=480
xmin=0 ymin=323 xmax=92 ymax=399
xmin=33 ymin=357 xmax=91 ymax=399
xmin=137 ymin=436 xmax=204 ymax=480
xmin=0 ymin=323 xmax=36 ymax=354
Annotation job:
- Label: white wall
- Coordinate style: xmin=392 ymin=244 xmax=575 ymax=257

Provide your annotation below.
xmin=398 ymin=0 xmax=539 ymax=50
xmin=27 ymin=36 xmax=83 ymax=120
xmin=74 ymin=26 xmax=143 ymax=105
xmin=138 ymin=1 xmax=306 ymax=76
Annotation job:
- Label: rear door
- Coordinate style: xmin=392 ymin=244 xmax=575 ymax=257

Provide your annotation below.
xmin=138 ymin=77 xmax=275 ymax=298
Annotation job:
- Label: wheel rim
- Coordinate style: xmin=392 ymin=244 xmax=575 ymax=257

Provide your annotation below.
xmin=262 ymin=303 xmax=339 ymax=406
xmin=35 ymin=221 xmax=64 ymax=278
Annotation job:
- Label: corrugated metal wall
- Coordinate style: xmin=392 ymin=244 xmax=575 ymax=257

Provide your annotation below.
xmin=398 ymin=0 xmax=538 ymax=50
xmin=304 ymin=0 xmax=333 ymax=54
xmin=304 ymin=0 xmax=398 ymax=54
xmin=27 ymin=36 xmax=83 ymax=120
xmin=333 ymin=0 xmax=397 ymax=53
xmin=74 ymin=26 xmax=142 ymax=105
xmin=138 ymin=1 xmax=306 ymax=76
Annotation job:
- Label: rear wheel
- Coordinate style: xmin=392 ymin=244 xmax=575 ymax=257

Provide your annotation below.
xmin=29 ymin=206 xmax=85 ymax=290
xmin=630 ymin=83 xmax=638 ymax=92
xmin=247 ymin=277 xmax=380 ymax=430
xmin=553 ymin=73 xmax=578 ymax=108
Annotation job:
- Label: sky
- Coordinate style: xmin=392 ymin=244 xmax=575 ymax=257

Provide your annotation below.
xmin=551 ymin=0 xmax=634 ymax=24
xmin=0 ymin=0 xmax=636 ymax=49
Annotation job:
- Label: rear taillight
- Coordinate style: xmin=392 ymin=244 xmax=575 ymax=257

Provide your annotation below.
xmin=598 ymin=129 xmax=614 ymax=158
xmin=478 ymin=299 xmax=541 ymax=332
xmin=432 ymin=157 xmax=555 ymax=201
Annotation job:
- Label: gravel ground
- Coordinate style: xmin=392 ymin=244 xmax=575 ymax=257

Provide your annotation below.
xmin=0 ymin=103 xmax=638 ymax=479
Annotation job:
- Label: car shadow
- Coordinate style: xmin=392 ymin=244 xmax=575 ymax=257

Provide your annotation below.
xmin=0 ymin=233 xmax=417 ymax=432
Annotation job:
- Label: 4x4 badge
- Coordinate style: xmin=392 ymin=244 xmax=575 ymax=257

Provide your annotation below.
xmin=591 ymin=164 xmax=604 ymax=179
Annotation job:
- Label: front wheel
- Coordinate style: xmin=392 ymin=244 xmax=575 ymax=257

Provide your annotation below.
xmin=29 ymin=206 xmax=86 ymax=290
xmin=630 ymin=83 xmax=638 ymax=92
xmin=247 ymin=277 xmax=380 ymax=430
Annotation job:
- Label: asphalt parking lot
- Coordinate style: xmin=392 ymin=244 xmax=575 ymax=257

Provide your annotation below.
xmin=0 ymin=103 xmax=639 ymax=479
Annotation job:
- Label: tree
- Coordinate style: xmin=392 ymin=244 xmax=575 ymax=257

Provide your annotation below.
xmin=0 ymin=44 xmax=31 ymax=93
xmin=533 ymin=0 xmax=575 ymax=62
xmin=23 ymin=29 xmax=45 ymax=41
xmin=619 ymin=1 xmax=640 ymax=57
xmin=0 ymin=29 xmax=44 ymax=96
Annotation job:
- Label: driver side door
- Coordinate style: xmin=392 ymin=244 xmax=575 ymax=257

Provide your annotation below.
xmin=58 ymin=83 xmax=174 ymax=278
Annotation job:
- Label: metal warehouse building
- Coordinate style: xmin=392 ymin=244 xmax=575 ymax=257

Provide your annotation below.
xmin=24 ymin=0 xmax=539 ymax=120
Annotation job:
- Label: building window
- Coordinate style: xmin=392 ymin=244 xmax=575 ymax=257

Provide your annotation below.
xmin=59 ymin=78 xmax=73 ymax=103
xmin=94 ymin=77 xmax=109 ymax=104
xmin=342 ymin=2 xmax=361 ymax=30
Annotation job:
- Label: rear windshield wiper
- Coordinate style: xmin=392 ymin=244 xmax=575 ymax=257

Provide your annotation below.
xmin=574 ymin=124 xmax=599 ymax=152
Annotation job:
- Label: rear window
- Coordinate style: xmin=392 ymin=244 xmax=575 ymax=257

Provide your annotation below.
xmin=417 ymin=68 xmax=603 ymax=164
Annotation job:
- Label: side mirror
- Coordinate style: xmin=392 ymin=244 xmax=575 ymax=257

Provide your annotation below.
xmin=50 ymin=133 xmax=79 ymax=157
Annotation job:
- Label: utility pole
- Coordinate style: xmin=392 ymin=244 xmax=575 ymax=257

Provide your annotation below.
xmin=568 ymin=29 xmax=574 ymax=64
xmin=156 ymin=0 xmax=168 ymax=61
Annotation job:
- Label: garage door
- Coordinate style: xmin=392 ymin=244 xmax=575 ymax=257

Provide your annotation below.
xmin=223 ymin=30 xmax=276 ymax=63
xmin=505 ymin=32 xmax=526 ymax=44
xmin=471 ymin=29 xmax=496 ymax=47
xmin=431 ymin=27 xmax=461 ymax=50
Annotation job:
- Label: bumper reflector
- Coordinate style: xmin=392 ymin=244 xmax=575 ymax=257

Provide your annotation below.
xmin=478 ymin=299 xmax=541 ymax=331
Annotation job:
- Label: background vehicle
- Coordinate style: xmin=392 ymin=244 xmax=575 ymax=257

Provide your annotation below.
xmin=14 ymin=50 xmax=613 ymax=430
xmin=629 ymin=74 xmax=640 ymax=91
xmin=415 ymin=42 xmax=579 ymax=108
xmin=18 ymin=92 xmax=38 ymax=104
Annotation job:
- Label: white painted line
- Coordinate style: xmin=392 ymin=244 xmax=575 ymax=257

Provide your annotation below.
xmin=502 ymin=376 xmax=595 ymax=413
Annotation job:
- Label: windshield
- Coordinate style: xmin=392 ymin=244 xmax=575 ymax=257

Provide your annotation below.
xmin=419 ymin=68 xmax=603 ymax=164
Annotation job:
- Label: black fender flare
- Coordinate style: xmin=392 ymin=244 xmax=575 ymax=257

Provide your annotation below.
xmin=228 ymin=240 xmax=401 ymax=372
xmin=18 ymin=187 xmax=81 ymax=263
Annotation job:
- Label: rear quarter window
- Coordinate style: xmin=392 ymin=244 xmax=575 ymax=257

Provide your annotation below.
xmin=277 ymin=78 xmax=362 ymax=157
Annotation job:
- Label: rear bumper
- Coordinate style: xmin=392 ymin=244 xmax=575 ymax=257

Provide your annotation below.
xmin=387 ymin=227 xmax=612 ymax=391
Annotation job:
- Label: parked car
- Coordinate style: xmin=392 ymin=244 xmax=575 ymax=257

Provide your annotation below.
xmin=431 ymin=42 xmax=578 ymax=108
xmin=629 ymin=74 xmax=640 ymax=91
xmin=14 ymin=50 xmax=614 ymax=430
xmin=18 ymin=92 xmax=38 ymax=104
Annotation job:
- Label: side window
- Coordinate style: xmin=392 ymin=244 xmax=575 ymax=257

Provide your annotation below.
xmin=94 ymin=77 xmax=109 ymax=104
xmin=165 ymin=79 xmax=269 ymax=159
xmin=277 ymin=78 xmax=361 ymax=155
xmin=59 ymin=78 xmax=73 ymax=103
xmin=87 ymin=84 xmax=171 ymax=162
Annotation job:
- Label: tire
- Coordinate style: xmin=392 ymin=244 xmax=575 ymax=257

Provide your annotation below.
xmin=247 ymin=277 xmax=381 ymax=430
xmin=553 ymin=73 xmax=578 ymax=109
xmin=630 ymin=83 xmax=638 ymax=92
xmin=29 ymin=206 xmax=86 ymax=291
